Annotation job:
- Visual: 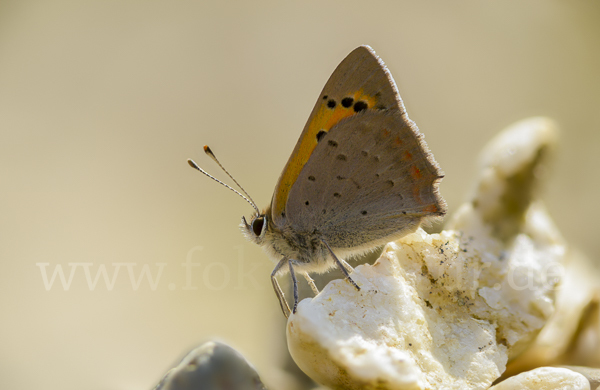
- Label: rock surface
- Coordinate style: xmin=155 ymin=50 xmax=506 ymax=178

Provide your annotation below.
xmin=489 ymin=367 xmax=590 ymax=390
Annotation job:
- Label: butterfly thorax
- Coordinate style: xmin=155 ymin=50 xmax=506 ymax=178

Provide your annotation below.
xmin=240 ymin=207 xmax=335 ymax=273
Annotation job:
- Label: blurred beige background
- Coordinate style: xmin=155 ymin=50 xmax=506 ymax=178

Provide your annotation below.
xmin=1 ymin=1 xmax=599 ymax=389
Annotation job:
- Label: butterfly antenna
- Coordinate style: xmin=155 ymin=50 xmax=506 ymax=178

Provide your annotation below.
xmin=187 ymin=157 xmax=260 ymax=214
xmin=201 ymin=146 xmax=260 ymax=210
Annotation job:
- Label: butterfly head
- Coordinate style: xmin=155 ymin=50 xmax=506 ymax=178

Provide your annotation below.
xmin=241 ymin=213 xmax=269 ymax=245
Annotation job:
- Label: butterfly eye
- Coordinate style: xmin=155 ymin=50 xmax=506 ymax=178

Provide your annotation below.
xmin=252 ymin=217 xmax=265 ymax=236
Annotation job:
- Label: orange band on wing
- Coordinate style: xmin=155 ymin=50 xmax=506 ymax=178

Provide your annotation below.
xmin=273 ymin=90 xmax=378 ymax=218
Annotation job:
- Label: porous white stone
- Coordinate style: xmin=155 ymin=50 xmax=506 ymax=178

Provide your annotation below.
xmin=489 ymin=367 xmax=590 ymax=390
xmin=287 ymin=221 xmax=560 ymax=389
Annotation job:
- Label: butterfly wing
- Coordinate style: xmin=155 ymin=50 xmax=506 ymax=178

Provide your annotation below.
xmin=271 ymin=45 xmax=405 ymax=227
xmin=286 ymin=109 xmax=445 ymax=250
xmin=273 ymin=45 xmax=445 ymax=251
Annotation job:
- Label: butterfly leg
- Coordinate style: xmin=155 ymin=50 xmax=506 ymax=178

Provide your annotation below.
xmin=321 ymin=239 xmax=361 ymax=291
xmin=288 ymin=260 xmax=299 ymax=314
xmin=271 ymin=258 xmax=291 ymax=318
xmin=339 ymin=258 xmax=355 ymax=274
xmin=303 ymin=273 xmax=320 ymax=295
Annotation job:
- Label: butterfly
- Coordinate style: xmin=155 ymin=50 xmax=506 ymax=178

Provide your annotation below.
xmin=189 ymin=45 xmax=446 ymax=318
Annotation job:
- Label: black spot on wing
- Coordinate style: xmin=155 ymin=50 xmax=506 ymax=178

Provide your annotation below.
xmin=316 ymin=130 xmax=327 ymax=142
xmin=353 ymin=101 xmax=368 ymax=112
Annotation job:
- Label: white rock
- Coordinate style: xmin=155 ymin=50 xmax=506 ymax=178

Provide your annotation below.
xmin=489 ymin=367 xmax=590 ymax=390
xmin=287 ymin=223 xmax=560 ymax=389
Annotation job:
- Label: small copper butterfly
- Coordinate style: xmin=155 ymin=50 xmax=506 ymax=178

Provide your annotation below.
xmin=189 ymin=46 xmax=446 ymax=317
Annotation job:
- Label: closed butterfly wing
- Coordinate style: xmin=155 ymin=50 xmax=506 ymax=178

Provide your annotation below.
xmin=280 ymin=46 xmax=445 ymax=252
xmin=270 ymin=45 xmax=404 ymax=227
